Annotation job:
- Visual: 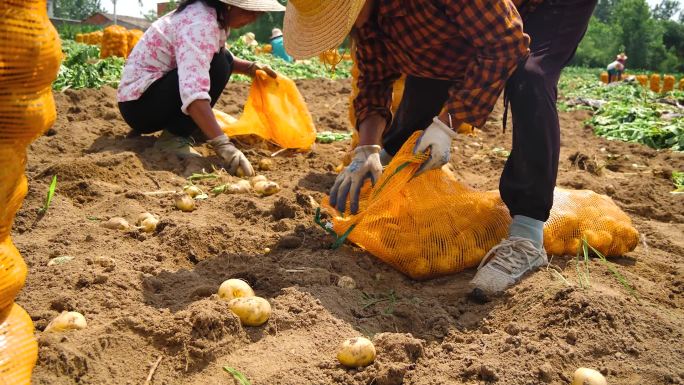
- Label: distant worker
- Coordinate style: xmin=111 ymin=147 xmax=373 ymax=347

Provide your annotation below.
xmin=607 ymin=53 xmax=627 ymax=83
xmin=241 ymin=32 xmax=259 ymax=47
xmin=269 ymin=28 xmax=293 ymax=62
xmin=117 ymin=0 xmax=284 ymax=177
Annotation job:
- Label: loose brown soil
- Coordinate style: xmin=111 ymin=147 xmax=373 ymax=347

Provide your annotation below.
xmin=14 ymin=79 xmax=684 ymax=385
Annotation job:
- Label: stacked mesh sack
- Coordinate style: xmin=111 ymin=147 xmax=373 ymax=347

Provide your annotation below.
xmin=126 ymin=29 xmax=144 ymax=57
xmin=101 ymin=25 xmax=129 ymax=59
xmin=323 ymin=133 xmax=640 ymax=280
xmin=0 ymin=0 xmax=62 ymax=381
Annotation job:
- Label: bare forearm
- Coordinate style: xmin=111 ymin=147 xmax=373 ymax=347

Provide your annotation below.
xmin=232 ymin=57 xmax=253 ymax=76
xmin=187 ymin=99 xmax=223 ymax=140
xmin=358 ymin=113 xmax=387 ymax=146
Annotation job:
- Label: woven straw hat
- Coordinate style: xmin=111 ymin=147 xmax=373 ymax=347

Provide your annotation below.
xmin=616 ymin=53 xmax=628 ymax=61
xmin=283 ymin=0 xmax=366 ymax=59
xmin=270 ymin=28 xmax=283 ymax=39
xmin=220 ymin=0 xmax=285 ymax=12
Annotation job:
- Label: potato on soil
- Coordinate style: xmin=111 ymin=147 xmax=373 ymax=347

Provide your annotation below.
xmin=250 ymin=175 xmax=268 ymax=186
xmin=254 ymin=181 xmax=280 ymax=196
xmin=572 ymin=368 xmax=607 ymax=385
xmin=227 ymin=180 xmax=251 ymax=194
xmin=102 ymin=217 xmax=129 ymax=230
xmin=136 ymin=212 xmax=159 ymax=233
xmin=227 ymin=297 xmax=271 ymax=326
xmin=183 ymin=185 xmax=202 ymax=198
xmin=218 ymin=279 xmax=255 ymax=301
xmin=337 ymin=337 xmax=376 ymax=368
xmin=258 ymin=158 xmax=273 ymax=171
xmin=175 ymin=194 xmax=196 ymax=212
xmin=44 ymin=311 xmax=87 ymax=332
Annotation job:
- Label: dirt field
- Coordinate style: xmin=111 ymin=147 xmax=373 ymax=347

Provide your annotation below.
xmin=14 ymin=79 xmax=684 ymax=385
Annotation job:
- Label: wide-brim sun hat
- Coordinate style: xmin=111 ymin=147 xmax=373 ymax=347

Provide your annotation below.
xmin=220 ymin=0 xmax=285 ymax=12
xmin=270 ymin=28 xmax=283 ymax=40
xmin=283 ymin=0 xmax=366 ymax=59
xmin=617 ymin=53 xmax=628 ymax=61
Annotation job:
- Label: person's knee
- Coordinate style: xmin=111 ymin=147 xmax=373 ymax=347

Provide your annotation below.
xmin=509 ymin=61 xmax=554 ymax=99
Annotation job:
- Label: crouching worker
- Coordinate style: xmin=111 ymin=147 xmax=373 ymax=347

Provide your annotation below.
xmin=117 ymin=0 xmax=284 ymax=176
xmin=607 ymin=53 xmax=627 ymax=83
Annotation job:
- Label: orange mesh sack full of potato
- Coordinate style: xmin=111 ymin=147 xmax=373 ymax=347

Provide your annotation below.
xmin=215 ymin=71 xmax=316 ymax=150
xmin=1 ymin=0 xmax=62 ymax=382
xmin=101 ymin=25 xmax=129 ymax=59
xmin=322 ymin=132 xmax=639 ymax=280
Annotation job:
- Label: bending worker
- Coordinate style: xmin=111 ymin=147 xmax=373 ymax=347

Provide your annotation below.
xmin=607 ymin=53 xmax=627 ymax=83
xmin=269 ymin=28 xmax=293 ymax=62
xmin=283 ymin=0 xmax=596 ymax=294
xmin=117 ymin=0 xmax=284 ymax=176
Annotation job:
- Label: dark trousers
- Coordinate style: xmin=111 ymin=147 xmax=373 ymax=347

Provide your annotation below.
xmin=382 ymin=0 xmax=597 ymax=221
xmin=118 ymin=48 xmax=233 ymax=137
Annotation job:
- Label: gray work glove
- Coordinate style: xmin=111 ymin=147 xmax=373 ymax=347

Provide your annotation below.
xmin=208 ymin=134 xmax=255 ymax=176
xmin=329 ymin=145 xmax=382 ymax=214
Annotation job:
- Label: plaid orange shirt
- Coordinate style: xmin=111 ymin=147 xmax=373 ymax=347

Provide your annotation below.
xmin=354 ymin=0 xmax=543 ymax=130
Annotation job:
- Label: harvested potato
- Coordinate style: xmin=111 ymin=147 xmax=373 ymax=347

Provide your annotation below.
xmin=175 ymin=194 xmax=196 ymax=212
xmin=136 ymin=212 xmax=159 ymax=233
xmin=102 ymin=217 xmax=129 ymax=230
xmin=218 ymin=279 xmax=255 ymax=301
xmin=183 ymin=185 xmax=203 ymax=198
xmin=250 ymin=175 xmax=268 ymax=186
xmin=227 ymin=297 xmax=271 ymax=326
xmin=254 ymin=181 xmax=280 ymax=196
xmin=337 ymin=276 xmax=356 ymax=289
xmin=572 ymin=368 xmax=607 ymax=385
xmin=44 ymin=311 xmax=87 ymax=332
xmin=227 ymin=180 xmax=251 ymax=194
xmin=337 ymin=337 xmax=376 ymax=368
xmin=258 ymin=158 xmax=273 ymax=171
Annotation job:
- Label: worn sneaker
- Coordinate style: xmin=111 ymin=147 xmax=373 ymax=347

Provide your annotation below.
xmin=154 ymin=130 xmax=202 ymax=158
xmin=470 ymin=237 xmax=548 ymax=294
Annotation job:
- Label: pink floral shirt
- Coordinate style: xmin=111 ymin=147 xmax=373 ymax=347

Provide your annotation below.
xmin=117 ymin=2 xmax=229 ymax=114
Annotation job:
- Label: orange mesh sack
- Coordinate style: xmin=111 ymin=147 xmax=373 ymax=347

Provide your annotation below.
xmin=0 ymin=304 xmax=38 ymax=384
xmin=215 ymin=71 xmax=316 ymax=150
xmin=101 ymin=25 xmax=129 ymax=59
xmin=0 ymin=0 xmax=61 ymax=381
xmin=663 ymin=75 xmax=675 ymax=93
xmin=126 ymin=29 xmax=144 ymax=57
xmin=543 ymin=189 xmax=639 ymax=257
xmin=322 ymin=132 xmax=639 ymax=280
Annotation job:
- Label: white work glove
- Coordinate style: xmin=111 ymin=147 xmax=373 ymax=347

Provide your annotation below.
xmin=413 ymin=116 xmax=457 ymax=176
xmin=329 ymin=145 xmax=383 ymax=214
xmin=208 ymin=134 xmax=255 ymax=177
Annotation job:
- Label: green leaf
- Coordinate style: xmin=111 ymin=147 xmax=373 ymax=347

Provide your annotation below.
xmin=39 ymin=175 xmax=58 ymax=214
xmin=223 ymin=367 xmax=252 ymax=385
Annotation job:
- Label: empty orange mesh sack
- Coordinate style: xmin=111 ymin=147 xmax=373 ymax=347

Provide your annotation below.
xmin=322 ymin=132 xmax=639 ymax=280
xmin=215 ymin=70 xmax=316 ymax=150
xmin=0 ymin=304 xmax=38 ymax=384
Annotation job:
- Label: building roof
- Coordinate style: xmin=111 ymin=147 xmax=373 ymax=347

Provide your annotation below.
xmin=93 ymin=13 xmax=152 ymax=30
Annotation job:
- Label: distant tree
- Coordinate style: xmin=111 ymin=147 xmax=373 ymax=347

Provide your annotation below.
xmin=594 ymin=0 xmax=621 ymax=23
xmin=53 ymin=0 xmax=104 ymax=20
xmin=572 ymin=18 xmax=623 ymax=68
xmin=614 ymin=0 xmax=657 ymax=68
xmin=653 ymin=0 xmax=680 ymax=20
